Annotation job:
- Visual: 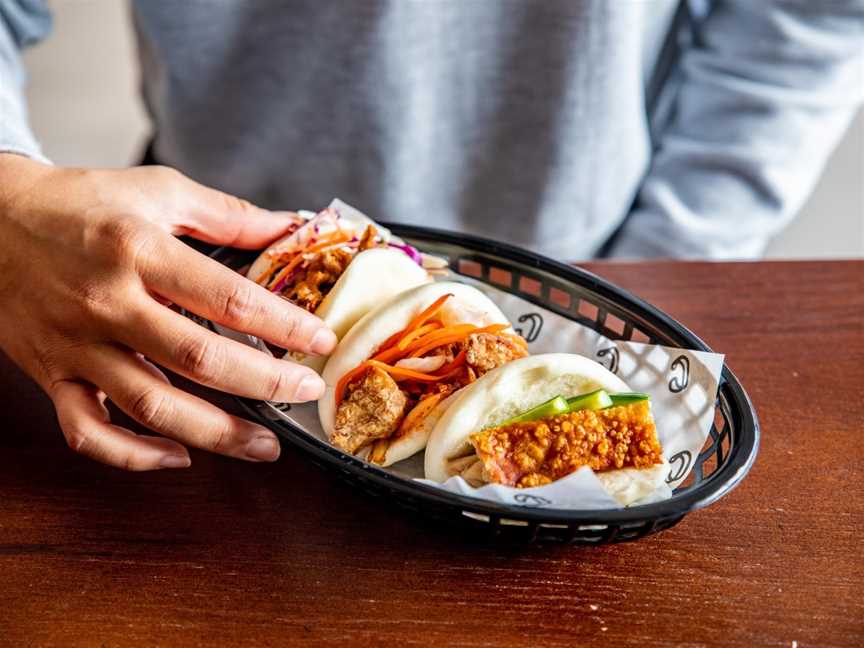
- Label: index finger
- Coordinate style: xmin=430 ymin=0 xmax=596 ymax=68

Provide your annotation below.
xmin=118 ymin=299 xmax=326 ymax=403
xmin=141 ymin=235 xmax=336 ymax=356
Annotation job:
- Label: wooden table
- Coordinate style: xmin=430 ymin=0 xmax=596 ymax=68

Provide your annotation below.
xmin=1 ymin=260 xmax=861 ymax=647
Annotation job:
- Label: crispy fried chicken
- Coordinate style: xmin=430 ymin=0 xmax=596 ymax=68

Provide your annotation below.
xmin=465 ymin=332 xmax=528 ymax=375
xmin=282 ymin=247 xmax=354 ymax=312
xmin=331 ymin=366 xmax=407 ymax=454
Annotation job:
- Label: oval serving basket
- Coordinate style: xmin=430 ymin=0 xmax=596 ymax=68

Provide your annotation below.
xmin=186 ymin=224 xmax=759 ymax=545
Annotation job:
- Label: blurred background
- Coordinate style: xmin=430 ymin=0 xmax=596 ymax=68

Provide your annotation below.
xmin=20 ymin=0 xmax=864 ymax=259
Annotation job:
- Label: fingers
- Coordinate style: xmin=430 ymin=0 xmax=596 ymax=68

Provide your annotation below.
xmin=80 ymin=346 xmax=281 ymax=463
xmin=118 ymin=298 xmax=326 ymax=402
xmin=185 ymin=206 xmax=304 ymax=250
xmin=51 ymin=379 xmax=191 ymax=471
xmin=139 ymin=234 xmax=336 ymax=355
xmin=162 ymin=169 xmax=304 ymax=249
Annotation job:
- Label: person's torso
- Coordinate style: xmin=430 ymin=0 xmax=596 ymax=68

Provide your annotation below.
xmin=134 ymin=0 xmax=680 ymax=259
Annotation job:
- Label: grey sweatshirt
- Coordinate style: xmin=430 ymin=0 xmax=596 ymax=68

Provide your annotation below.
xmin=2 ymin=1 xmax=862 ymax=259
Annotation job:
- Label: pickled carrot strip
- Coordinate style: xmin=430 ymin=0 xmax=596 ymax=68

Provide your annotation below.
xmin=400 ymin=324 xmax=477 ymax=355
xmin=370 ymin=345 xmax=407 ymax=365
xmin=371 ymin=323 xmax=446 ymax=365
xmin=434 ymin=349 xmax=467 ymax=376
xmin=396 ymin=392 xmax=445 ymax=438
xmin=507 ymin=333 xmax=529 ymax=349
xmin=402 ymin=293 xmax=453 ymax=336
xmin=303 ymin=230 xmax=351 ymax=254
xmin=408 ymin=322 xmax=509 ymax=358
xmin=255 ymin=259 xmax=283 ymax=285
xmin=375 ymin=329 xmax=408 ymax=357
xmin=396 ymin=322 xmax=443 ymax=350
xmin=364 ymin=294 xmax=454 ymax=365
xmin=367 ymin=360 xmax=445 ymax=382
xmin=259 ymin=229 xmax=351 ymax=289
xmin=369 ymin=438 xmax=389 ymax=464
xmin=264 ymin=253 xmax=305 ymax=290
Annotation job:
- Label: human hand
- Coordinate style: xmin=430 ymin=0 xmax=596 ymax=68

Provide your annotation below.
xmin=0 ymin=154 xmax=337 ymax=470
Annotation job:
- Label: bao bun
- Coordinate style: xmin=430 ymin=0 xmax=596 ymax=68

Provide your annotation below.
xmin=247 ymin=210 xmax=429 ymax=371
xmin=424 ymin=353 xmax=667 ymax=506
xmin=319 ymin=282 xmax=511 ymax=466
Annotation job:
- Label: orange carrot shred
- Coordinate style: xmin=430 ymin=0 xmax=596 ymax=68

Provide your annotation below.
xmin=371 ymin=322 xmax=444 ymax=365
xmin=367 ymin=360 xmax=445 ymax=382
xmin=407 ymin=323 xmax=508 ymax=358
xmin=304 ymin=230 xmax=351 ymax=254
xmin=363 ymin=294 xmax=456 ymax=366
xmin=375 ymin=329 xmax=407 ymax=356
xmin=396 ymin=322 xmax=443 ymax=350
xmin=507 ymin=333 xmax=529 ymax=349
xmin=334 ymin=307 xmax=516 ymax=410
xmin=434 ymin=349 xmax=467 ymax=376
xmin=401 ymin=324 xmax=476 ymax=357
xmin=395 ymin=392 xmax=445 ymax=439
xmin=259 ymin=228 xmax=351 ymax=290
xmin=478 ymin=322 xmax=510 ymax=335
xmin=371 ymin=345 xmax=408 ymax=365
xmin=264 ymin=254 xmax=305 ymax=290
xmin=402 ymin=293 xmax=453 ymax=336
xmin=369 ymin=438 xmax=389 ymax=464
xmin=255 ymin=259 xmax=282 ymax=285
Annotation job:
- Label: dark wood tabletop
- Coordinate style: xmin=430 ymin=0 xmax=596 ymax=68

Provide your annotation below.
xmin=1 ymin=259 xmax=861 ymax=647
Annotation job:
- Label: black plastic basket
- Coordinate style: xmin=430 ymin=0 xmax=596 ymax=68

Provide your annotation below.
xmin=189 ymin=224 xmax=759 ymax=545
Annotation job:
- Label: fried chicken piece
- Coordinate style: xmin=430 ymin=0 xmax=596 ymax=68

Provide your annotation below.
xmin=287 ymin=281 xmax=324 ymax=312
xmin=465 ymin=333 xmax=528 ymax=375
xmin=283 ymin=247 xmax=354 ymax=312
xmin=470 ymin=401 xmax=663 ymax=487
xmin=331 ymin=366 xmax=407 ymax=454
xmin=357 ymin=224 xmax=379 ymax=251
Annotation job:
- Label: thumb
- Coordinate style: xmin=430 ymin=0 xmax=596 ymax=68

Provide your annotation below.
xmin=167 ymin=172 xmax=304 ymax=249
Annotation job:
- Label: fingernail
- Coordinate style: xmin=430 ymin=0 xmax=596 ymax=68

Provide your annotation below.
xmin=246 ymin=436 xmax=280 ymax=462
xmin=296 ymin=373 xmax=325 ymax=401
xmin=309 ymin=328 xmax=337 ymax=356
xmin=159 ymin=455 xmax=191 ymax=469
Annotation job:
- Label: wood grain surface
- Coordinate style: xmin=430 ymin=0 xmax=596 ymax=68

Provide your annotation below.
xmin=0 ymin=260 xmax=861 ymax=648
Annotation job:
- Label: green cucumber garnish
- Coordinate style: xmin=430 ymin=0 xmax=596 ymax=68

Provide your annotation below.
xmin=499 ymin=395 xmax=569 ymax=426
xmin=493 ymin=390 xmax=651 ymax=429
xmin=565 ymin=389 xmax=613 ymax=412
xmin=607 ymin=392 xmax=650 ymax=407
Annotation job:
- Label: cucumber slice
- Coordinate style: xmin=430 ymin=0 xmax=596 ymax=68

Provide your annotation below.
xmin=500 ymin=395 xmax=570 ymax=426
xmin=565 ymin=389 xmax=613 ymax=412
xmin=608 ymin=392 xmax=650 ymax=407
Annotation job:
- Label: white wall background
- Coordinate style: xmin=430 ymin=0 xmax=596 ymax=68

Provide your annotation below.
xmin=21 ymin=0 xmax=864 ymax=259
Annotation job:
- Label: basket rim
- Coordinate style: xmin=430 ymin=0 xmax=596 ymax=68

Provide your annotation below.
xmin=213 ymin=223 xmax=760 ymax=524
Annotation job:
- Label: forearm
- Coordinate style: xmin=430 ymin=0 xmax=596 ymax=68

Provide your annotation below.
xmin=609 ymin=0 xmax=864 ymax=259
xmin=0 ymin=1 xmax=52 ymax=162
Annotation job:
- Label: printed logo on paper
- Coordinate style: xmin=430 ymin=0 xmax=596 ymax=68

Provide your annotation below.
xmin=515 ymin=312 xmax=544 ymax=343
xmin=596 ymin=346 xmax=619 ymax=374
xmin=669 ymin=355 xmax=690 ymax=393
xmin=513 ymin=493 xmax=552 ymax=508
xmin=666 ymin=451 xmax=692 ymax=483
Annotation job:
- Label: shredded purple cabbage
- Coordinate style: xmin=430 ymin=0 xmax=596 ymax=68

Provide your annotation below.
xmin=388 ymin=242 xmax=423 ymax=266
xmin=270 ymin=270 xmax=299 ymax=293
xmin=270 ymin=278 xmax=288 ymax=293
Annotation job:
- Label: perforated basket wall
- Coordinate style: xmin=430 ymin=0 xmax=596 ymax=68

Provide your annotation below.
xmin=192 ymin=224 xmax=759 ymax=545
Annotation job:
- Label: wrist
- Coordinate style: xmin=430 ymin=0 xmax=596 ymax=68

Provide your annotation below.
xmin=0 ymin=153 xmax=57 ymax=210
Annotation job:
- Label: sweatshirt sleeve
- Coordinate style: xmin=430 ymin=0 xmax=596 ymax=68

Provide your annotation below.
xmin=0 ymin=0 xmax=52 ymax=162
xmin=608 ymin=0 xmax=864 ymax=259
